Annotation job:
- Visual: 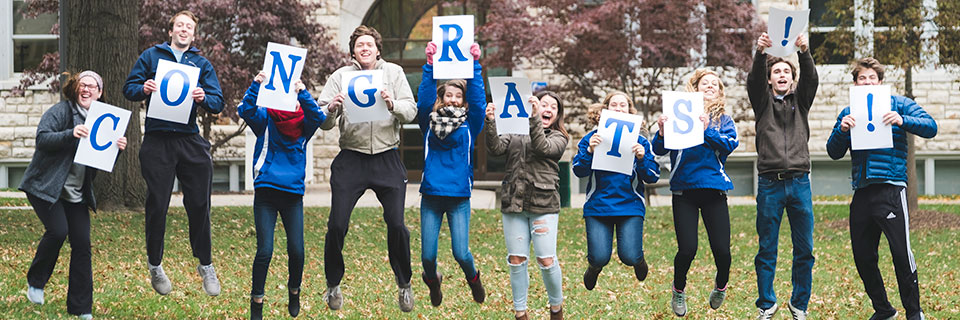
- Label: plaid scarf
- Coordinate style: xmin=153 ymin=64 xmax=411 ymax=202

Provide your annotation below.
xmin=429 ymin=106 xmax=467 ymax=140
xmin=267 ymin=108 xmax=304 ymax=140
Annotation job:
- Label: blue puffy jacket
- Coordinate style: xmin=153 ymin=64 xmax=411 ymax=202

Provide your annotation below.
xmin=826 ymin=95 xmax=937 ymax=190
xmin=416 ymin=61 xmax=486 ymax=197
xmin=573 ymin=130 xmax=661 ymax=217
xmin=651 ymin=114 xmax=739 ymax=191
xmin=239 ymin=81 xmax=327 ymax=195
xmin=123 ymin=42 xmax=224 ymax=134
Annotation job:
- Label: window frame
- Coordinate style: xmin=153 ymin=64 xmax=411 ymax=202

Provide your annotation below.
xmin=2 ymin=0 xmax=59 ymax=84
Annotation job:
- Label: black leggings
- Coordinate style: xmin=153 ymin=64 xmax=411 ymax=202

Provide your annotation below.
xmin=26 ymin=194 xmax=92 ymax=315
xmin=672 ymin=189 xmax=731 ymax=291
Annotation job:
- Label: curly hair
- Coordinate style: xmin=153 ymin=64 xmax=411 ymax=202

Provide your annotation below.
xmin=685 ymin=68 xmax=726 ymax=124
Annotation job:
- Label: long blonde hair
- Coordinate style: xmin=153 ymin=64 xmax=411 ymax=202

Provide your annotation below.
xmin=686 ymin=69 xmax=726 ymax=124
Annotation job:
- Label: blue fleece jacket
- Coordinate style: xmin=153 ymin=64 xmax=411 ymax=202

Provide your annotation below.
xmin=416 ymin=61 xmax=486 ymax=197
xmin=123 ymin=42 xmax=224 ymax=134
xmin=238 ymin=81 xmax=326 ymax=195
xmin=826 ymin=95 xmax=937 ymax=190
xmin=652 ymin=114 xmax=739 ymax=191
xmin=573 ymin=130 xmax=660 ymax=217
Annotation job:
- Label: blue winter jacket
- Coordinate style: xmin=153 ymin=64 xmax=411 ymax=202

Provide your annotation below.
xmin=416 ymin=61 xmax=486 ymax=197
xmin=826 ymin=95 xmax=937 ymax=190
xmin=652 ymin=114 xmax=739 ymax=191
xmin=573 ymin=130 xmax=661 ymax=217
xmin=123 ymin=42 xmax=224 ymax=134
xmin=239 ymin=81 xmax=327 ymax=195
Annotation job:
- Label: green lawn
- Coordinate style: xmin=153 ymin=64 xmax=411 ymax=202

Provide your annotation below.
xmin=1 ymin=204 xmax=959 ymax=319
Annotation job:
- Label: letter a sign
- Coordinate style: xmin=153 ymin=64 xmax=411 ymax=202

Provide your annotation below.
xmin=147 ymin=59 xmax=200 ymax=124
xmin=592 ymin=109 xmax=644 ymax=175
xmin=257 ymin=42 xmax=308 ymax=112
xmin=340 ymin=70 xmax=391 ymax=123
xmin=432 ymin=15 xmax=474 ymax=80
xmin=74 ymin=101 xmax=131 ymax=172
xmin=489 ymin=77 xmax=533 ymax=135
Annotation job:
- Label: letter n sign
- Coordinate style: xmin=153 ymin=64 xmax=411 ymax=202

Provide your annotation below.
xmin=147 ymin=59 xmax=200 ymax=124
xmin=432 ymin=15 xmax=474 ymax=79
xmin=257 ymin=42 xmax=308 ymax=112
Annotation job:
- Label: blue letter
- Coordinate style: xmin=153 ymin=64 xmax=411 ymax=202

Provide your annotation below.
xmin=90 ymin=113 xmax=120 ymax=151
xmin=438 ymin=24 xmax=468 ymax=62
xmin=604 ymin=118 xmax=635 ymax=157
xmin=672 ymin=99 xmax=694 ymax=134
xmin=347 ymin=75 xmax=377 ymax=108
xmin=498 ymin=83 xmax=529 ymax=118
xmin=264 ymin=51 xmax=303 ymax=93
xmin=160 ymin=69 xmax=190 ymax=106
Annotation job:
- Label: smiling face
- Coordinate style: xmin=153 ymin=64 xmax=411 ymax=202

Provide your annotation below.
xmin=168 ymin=14 xmax=196 ymax=51
xmin=854 ymin=68 xmax=883 ymax=86
xmin=697 ymin=74 xmax=722 ymax=101
xmin=353 ymin=35 xmax=379 ymax=70
xmin=441 ymin=85 xmax=464 ymax=108
xmin=607 ymin=94 xmax=630 ymax=114
xmin=538 ymin=95 xmax=559 ymax=128
xmin=768 ymin=61 xmax=794 ymax=95
xmin=77 ymin=76 xmax=102 ymax=109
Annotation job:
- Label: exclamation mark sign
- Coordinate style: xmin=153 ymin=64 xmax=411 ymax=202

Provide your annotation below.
xmin=866 ymin=93 xmax=875 ymax=132
xmin=782 ymin=16 xmax=793 ymax=47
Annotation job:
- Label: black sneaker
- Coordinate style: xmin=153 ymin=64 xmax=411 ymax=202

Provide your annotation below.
xmin=467 ymin=271 xmax=486 ymax=303
xmin=583 ymin=266 xmax=602 ymax=290
xmin=288 ymin=289 xmax=300 ymax=317
xmin=634 ymin=257 xmax=649 ymax=282
xmin=422 ymin=272 xmax=443 ymax=306
xmin=250 ymin=298 xmax=263 ymax=320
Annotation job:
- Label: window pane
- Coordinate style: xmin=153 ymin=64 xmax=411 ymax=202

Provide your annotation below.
xmin=13 ymin=0 xmax=58 ymax=35
xmin=875 ymin=0 xmax=922 ymax=27
xmin=809 ymin=0 xmax=853 ymax=27
xmin=13 ymin=39 xmax=58 ymax=72
xmin=874 ymin=31 xmax=920 ymax=64
xmin=939 ymin=30 xmax=960 ymax=65
xmin=810 ymin=31 xmax=854 ymax=64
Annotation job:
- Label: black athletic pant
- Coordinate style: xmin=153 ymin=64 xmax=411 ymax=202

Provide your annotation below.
xmin=325 ymin=149 xmax=411 ymax=287
xmin=850 ymin=184 xmax=923 ymax=320
xmin=26 ymin=194 xmax=92 ymax=315
xmin=140 ymin=133 xmax=213 ymax=266
xmin=671 ymin=189 xmax=731 ymax=291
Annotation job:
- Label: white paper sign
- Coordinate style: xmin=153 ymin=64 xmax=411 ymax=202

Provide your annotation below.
xmin=850 ymin=85 xmax=893 ymax=150
xmin=662 ymin=91 xmax=705 ymax=150
xmin=74 ymin=101 xmax=131 ymax=172
xmin=432 ymin=15 xmax=474 ymax=80
xmin=765 ymin=8 xmax=810 ymax=57
xmin=257 ymin=42 xmax=308 ymax=112
xmin=592 ymin=110 xmax=644 ymax=175
xmin=341 ymin=70 xmax=391 ymax=123
xmin=147 ymin=59 xmax=200 ymax=124
xmin=489 ymin=77 xmax=533 ymax=135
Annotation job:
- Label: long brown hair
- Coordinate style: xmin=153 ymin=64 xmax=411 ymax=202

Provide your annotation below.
xmin=589 ymin=91 xmax=638 ymax=128
xmin=432 ymin=79 xmax=467 ymax=112
xmin=536 ymin=90 xmax=568 ymax=138
xmin=685 ymin=68 xmax=726 ymax=124
xmin=60 ymin=72 xmax=85 ymax=104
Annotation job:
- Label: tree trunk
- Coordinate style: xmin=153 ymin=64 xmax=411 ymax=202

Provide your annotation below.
xmin=905 ymin=67 xmax=919 ymax=212
xmin=65 ymin=0 xmax=146 ymax=210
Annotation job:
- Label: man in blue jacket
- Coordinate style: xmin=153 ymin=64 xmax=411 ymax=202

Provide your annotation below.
xmin=122 ymin=10 xmax=224 ymax=297
xmin=826 ymin=58 xmax=937 ymax=320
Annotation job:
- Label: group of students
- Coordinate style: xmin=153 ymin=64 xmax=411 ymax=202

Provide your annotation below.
xmin=19 ymin=9 xmax=937 ymax=320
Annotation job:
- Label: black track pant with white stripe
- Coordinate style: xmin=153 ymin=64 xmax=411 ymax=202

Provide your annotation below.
xmin=850 ymin=183 xmax=923 ymax=320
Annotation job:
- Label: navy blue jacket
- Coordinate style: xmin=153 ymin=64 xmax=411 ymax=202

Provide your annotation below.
xmin=573 ymin=130 xmax=660 ymax=217
xmin=123 ymin=42 xmax=224 ymax=134
xmin=652 ymin=114 xmax=739 ymax=191
xmin=416 ymin=61 xmax=486 ymax=197
xmin=826 ymin=95 xmax=937 ymax=190
xmin=239 ymin=81 xmax=326 ymax=195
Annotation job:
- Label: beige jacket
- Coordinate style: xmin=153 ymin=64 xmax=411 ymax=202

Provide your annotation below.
xmin=485 ymin=113 xmax=569 ymax=214
xmin=318 ymin=59 xmax=417 ymax=154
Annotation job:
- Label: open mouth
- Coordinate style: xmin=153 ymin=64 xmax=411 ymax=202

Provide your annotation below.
xmin=777 ymin=80 xmax=788 ymax=86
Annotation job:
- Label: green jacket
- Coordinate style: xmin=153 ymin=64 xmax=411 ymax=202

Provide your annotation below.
xmin=485 ymin=113 xmax=568 ymax=214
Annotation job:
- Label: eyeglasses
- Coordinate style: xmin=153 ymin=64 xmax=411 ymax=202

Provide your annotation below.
xmin=79 ymin=83 xmax=100 ymax=91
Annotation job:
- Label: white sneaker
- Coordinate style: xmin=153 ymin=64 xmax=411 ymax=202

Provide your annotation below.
xmin=197 ymin=264 xmax=221 ymax=296
xmin=149 ymin=264 xmax=172 ymax=295
xmin=788 ymin=302 xmax=807 ymax=320
xmin=757 ymin=304 xmax=778 ymax=320
xmin=26 ymin=285 xmax=44 ymax=304
xmin=398 ymin=282 xmax=414 ymax=312
xmin=78 ymin=313 xmax=93 ymax=320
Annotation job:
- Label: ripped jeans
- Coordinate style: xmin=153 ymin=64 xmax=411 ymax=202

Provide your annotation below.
xmin=502 ymin=212 xmax=563 ymax=311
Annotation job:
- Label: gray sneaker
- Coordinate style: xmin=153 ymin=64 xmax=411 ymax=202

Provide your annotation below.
xmin=398 ymin=282 xmax=414 ymax=312
xmin=869 ymin=311 xmax=898 ymax=320
xmin=757 ymin=304 xmax=778 ymax=320
xmin=671 ymin=288 xmax=687 ymax=317
xmin=324 ymin=285 xmax=342 ymax=310
xmin=26 ymin=285 xmax=44 ymax=304
xmin=78 ymin=313 xmax=93 ymax=320
xmin=788 ymin=302 xmax=807 ymax=320
xmin=149 ymin=264 xmax=172 ymax=295
xmin=197 ymin=264 xmax=221 ymax=296
xmin=708 ymin=287 xmax=726 ymax=309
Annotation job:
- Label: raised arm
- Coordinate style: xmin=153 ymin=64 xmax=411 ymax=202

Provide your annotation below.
xmin=123 ymin=53 xmax=152 ymax=102
xmin=237 ymin=79 xmax=269 ymax=136
xmin=483 ymin=105 xmax=511 ymax=156
xmin=416 ymin=63 xmax=437 ymax=134
xmin=528 ymin=112 xmax=567 ymax=159
xmin=826 ymin=108 xmax=852 ymax=160
xmin=795 ymin=47 xmax=819 ymax=112
xmin=572 ymin=131 xmax=595 ymax=178
xmin=298 ymin=83 xmax=328 ymax=135
xmin=465 ymin=60 xmax=487 ymax=140
xmin=634 ymin=136 xmax=660 ymax=184
xmin=703 ymin=115 xmax=739 ymax=157
xmin=196 ymin=60 xmax=224 ymax=114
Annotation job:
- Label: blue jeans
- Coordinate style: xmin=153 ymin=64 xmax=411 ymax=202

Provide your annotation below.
xmin=584 ymin=215 xmax=645 ymax=268
xmin=251 ymin=188 xmax=304 ymax=297
xmin=754 ymin=174 xmax=815 ymax=311
xmin=419 ymin=195 xmax=477 ymax=280
xmin=502 ymin=212 xmax=563 ymax=311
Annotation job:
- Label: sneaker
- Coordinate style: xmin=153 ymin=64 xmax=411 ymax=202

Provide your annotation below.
xmin=788 ymin=302 xmax=807 ymax=320
xmin=288 ymin=289 xmax=300 ymax=317
xmin=26 ymin=285 xmax=44 ymax=304
xmin=324 ymin=285 xmax=342 ymax=310
xmin=398 ymin=282 xmax=414 ymax=312
xmin=197 ymin=264 xmax=221 ymax=296
xmin=422 ymin=272 xmax=443 ymax=307
xmin=78 ymin=314 xmax=93 ymax=320
xmin=634 ymin=257 xmax=649 ymax=282
xmin=868 ymin=311 xmax=898 ymax=320
xmin=149 ymin=264 xmax=172 ymax=295
xmin=250 ymin=298 xmax=263 ymax=320
xmin=467 ymin=271 xmax=486 ymax=303
xmin=583 ymin=266 xmax=602 ymax=290
xmin=671 ymin=287 xmax=687 ymax=317
xmin=757 ymin=304 xmax=779 ymax=320
xmin=709 ymin=287 xmax=726 ymax=310
xmin=550 ymin=306 xmax=563 ymax=320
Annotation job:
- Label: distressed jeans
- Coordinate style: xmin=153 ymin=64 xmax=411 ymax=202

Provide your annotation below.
xmin=502 ymin=212 xmax=563 ymax=311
